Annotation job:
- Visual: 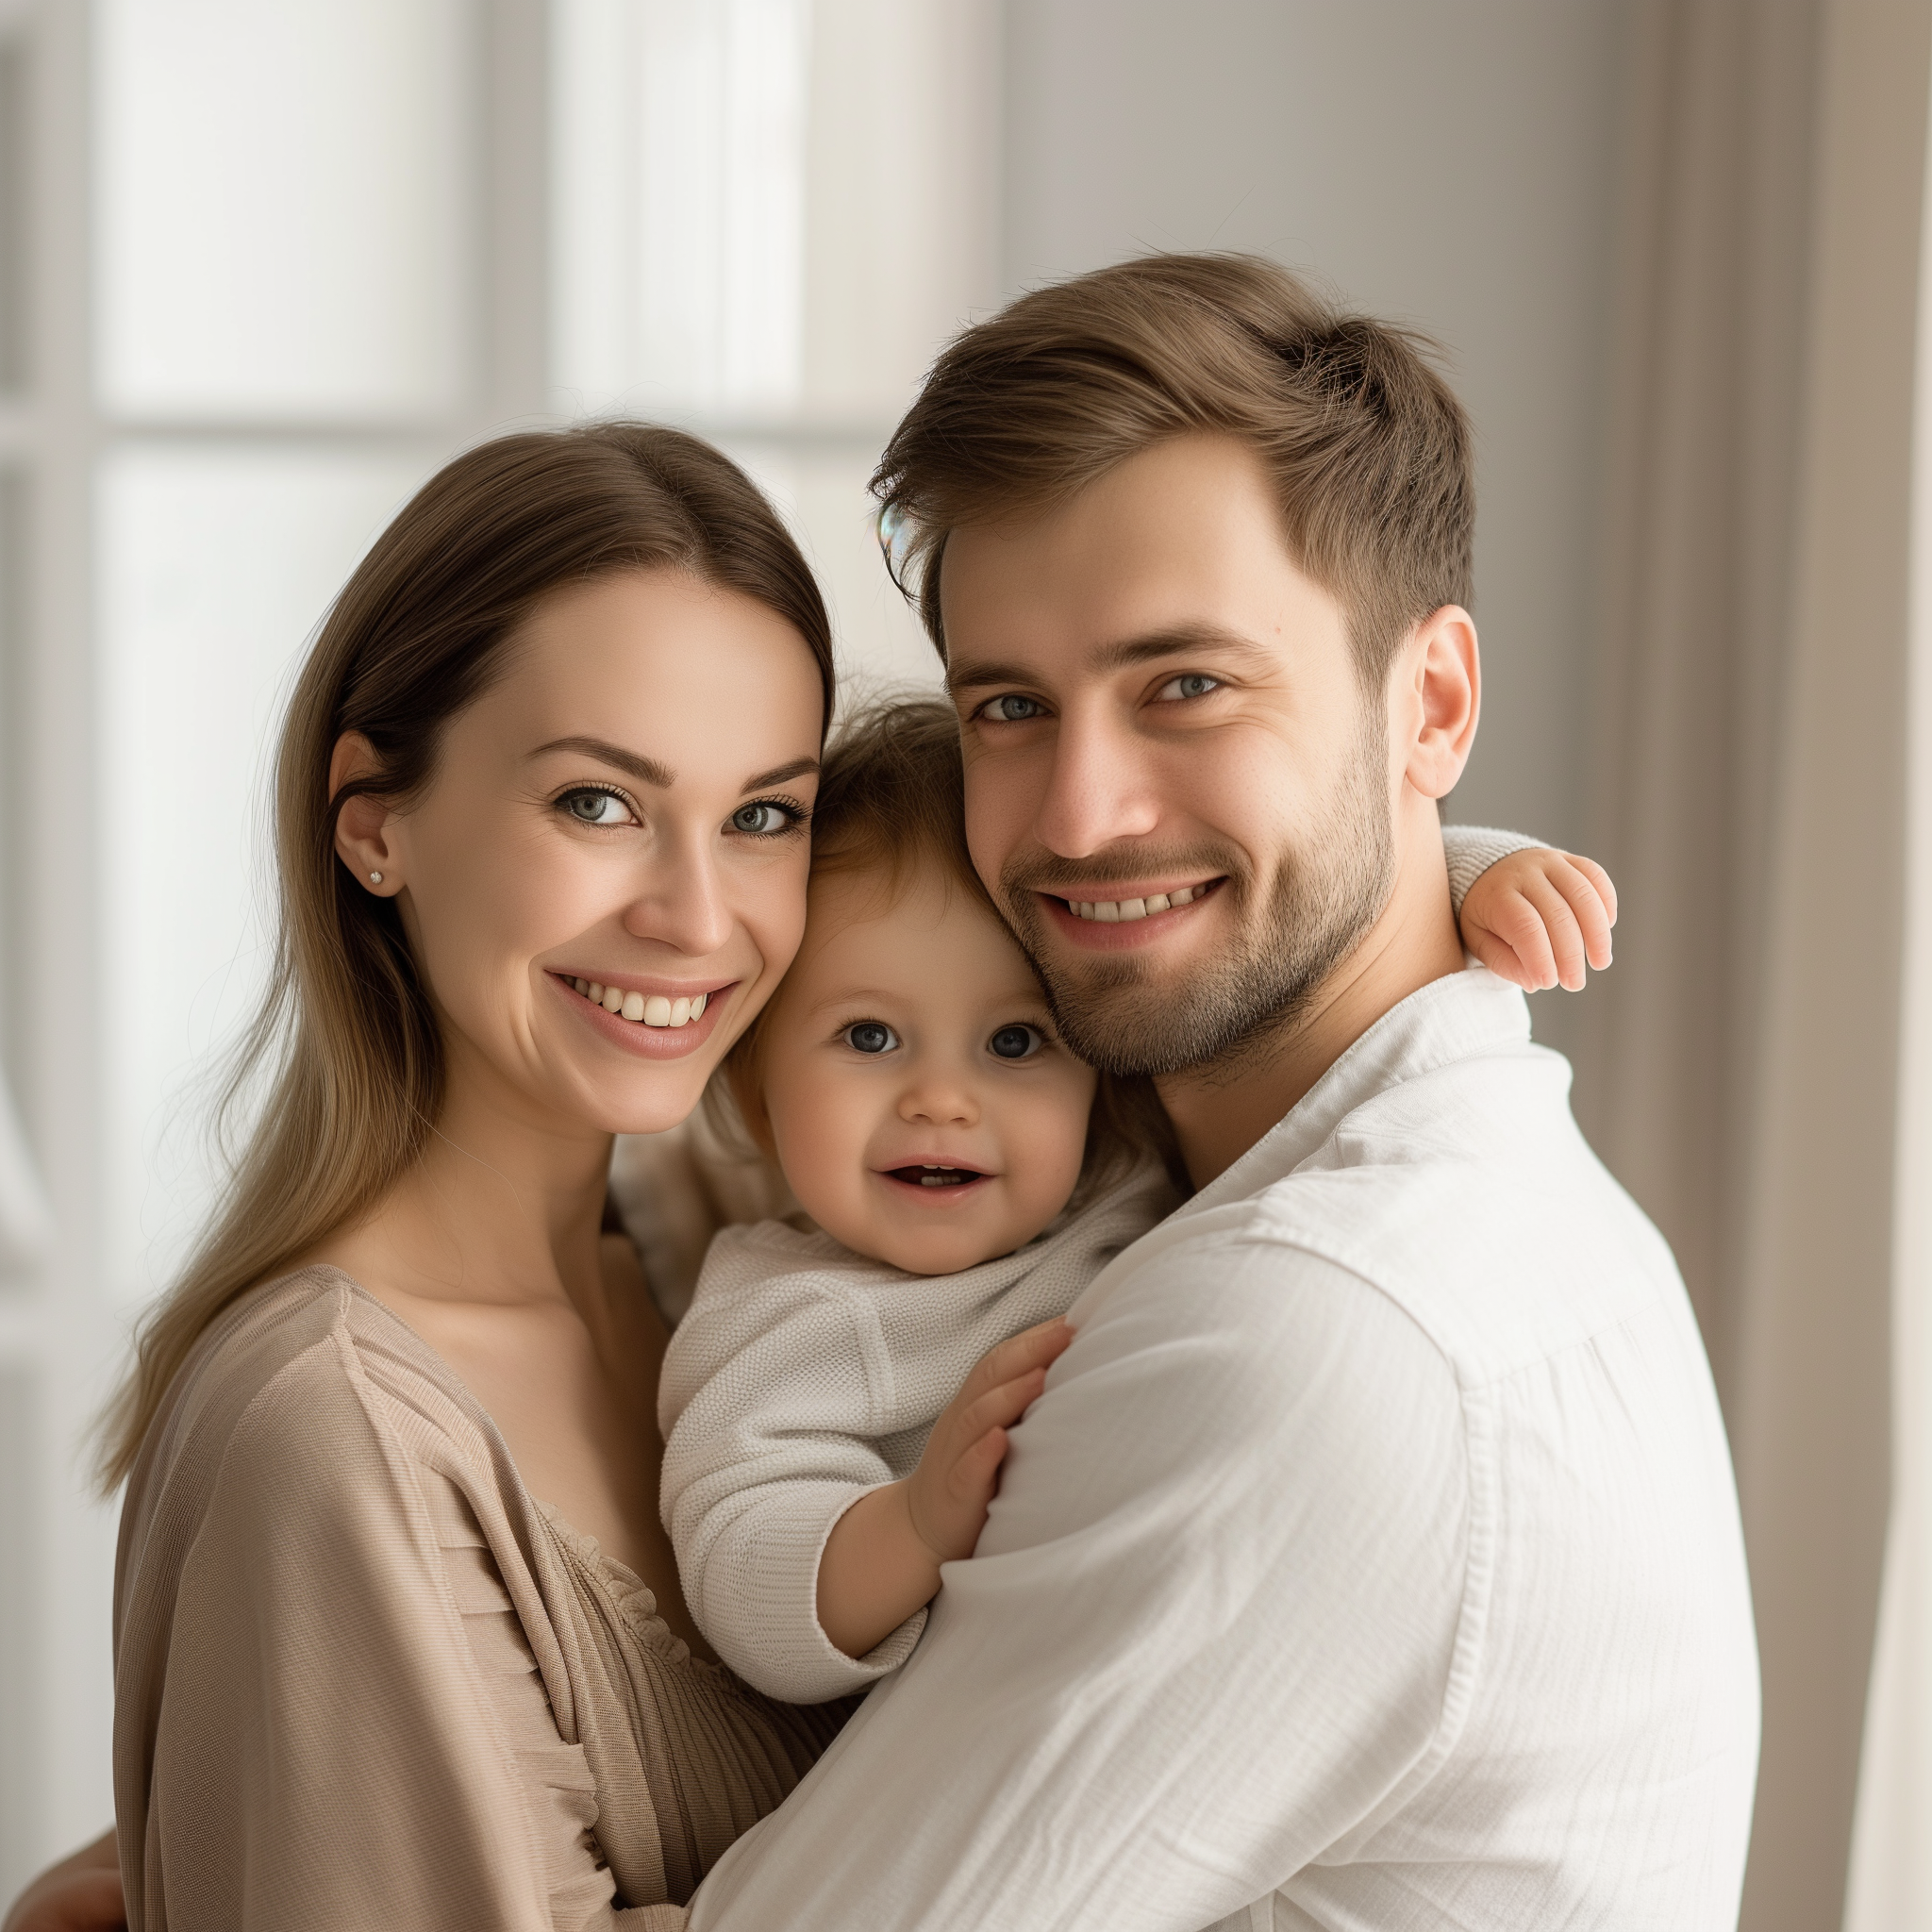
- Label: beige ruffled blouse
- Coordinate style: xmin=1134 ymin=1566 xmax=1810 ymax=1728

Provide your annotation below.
xmin=112 ymin=1266 xmax=850 ymax=1931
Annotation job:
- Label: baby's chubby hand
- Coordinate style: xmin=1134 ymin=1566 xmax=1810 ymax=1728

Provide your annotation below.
xmin=907 ymin=1319 xmax=1073 ymax=1564
xmin=1459 ymin=847 xmax=1619 ymax=992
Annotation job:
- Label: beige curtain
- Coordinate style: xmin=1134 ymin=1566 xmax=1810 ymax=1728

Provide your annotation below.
xmin=1574 ymin=1 xmax=1932 ymax=1925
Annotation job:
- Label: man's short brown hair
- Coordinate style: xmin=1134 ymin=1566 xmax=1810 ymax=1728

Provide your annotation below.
xmin=873 ymin=252 xmax=1474 ymax=680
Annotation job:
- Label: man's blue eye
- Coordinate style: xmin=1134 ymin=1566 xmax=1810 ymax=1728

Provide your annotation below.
xmin=844 ymin=1022 xmax=898 ymax=1055
xmin=982 ymin=694 xmax=1045 ymax=723
xmin=1160 ymin=673 xmax=1220 ymax=702
xmin=989 ymin=1024 xmax=1041 ymax=1060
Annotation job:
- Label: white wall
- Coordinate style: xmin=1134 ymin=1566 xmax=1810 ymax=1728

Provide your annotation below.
xmin=1001 ymin=0 xmax=1629 ymax=872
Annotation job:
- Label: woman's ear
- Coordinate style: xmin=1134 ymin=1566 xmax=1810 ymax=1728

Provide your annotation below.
xmin=329 ymin=731 xmax=402 ymax=896
xmin=1402 ymin=604 xmax=1480 ymax=802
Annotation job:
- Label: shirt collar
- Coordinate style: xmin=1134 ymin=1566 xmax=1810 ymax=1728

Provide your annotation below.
xmin=1174 ymin=963 xmax=1535 ymax=1220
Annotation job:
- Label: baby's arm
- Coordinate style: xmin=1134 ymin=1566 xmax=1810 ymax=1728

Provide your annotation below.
xmin=817 ymin=1320 xmax=1072 ymax=1660
xmin=1442 ymin=824 xmax=1618 ymax=992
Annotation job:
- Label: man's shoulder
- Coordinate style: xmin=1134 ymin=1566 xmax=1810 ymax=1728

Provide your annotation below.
xmin=1093 ymin=1040 xmax=1684 ymax=1393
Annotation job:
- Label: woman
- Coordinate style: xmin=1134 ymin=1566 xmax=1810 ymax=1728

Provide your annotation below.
xmin=8 ymin=423 xmax=848 ymax=1930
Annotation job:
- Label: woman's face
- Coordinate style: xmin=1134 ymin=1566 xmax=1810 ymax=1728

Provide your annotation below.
xmin=336 ymin=568 xmax=824 ymax=1139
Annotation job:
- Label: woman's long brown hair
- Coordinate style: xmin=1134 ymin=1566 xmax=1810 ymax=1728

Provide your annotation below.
xmin=97 ymin=423 xmax=834 ymax=1490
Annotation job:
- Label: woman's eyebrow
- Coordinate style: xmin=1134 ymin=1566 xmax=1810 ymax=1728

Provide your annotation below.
xmin=528 ymin=735 xmax=675 ymax=789
xmin=741 ymin=756 xmax=820 ymax=791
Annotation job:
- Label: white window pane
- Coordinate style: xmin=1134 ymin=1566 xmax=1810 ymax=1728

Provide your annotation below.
xmin=96 ymin=0 xmax=473 ymax=420
xmin=554 ymin=0 xmax=811 ymax=415
xmin=98 ymin=448 xmax=424 ymax=1301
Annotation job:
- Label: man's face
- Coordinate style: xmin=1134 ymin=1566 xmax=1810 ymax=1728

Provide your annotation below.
xmin=944 ymin=433 xmax=1396 ymax=1081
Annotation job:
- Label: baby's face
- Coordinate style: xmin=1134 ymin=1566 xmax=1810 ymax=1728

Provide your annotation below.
xmin=756 ymin=866 xmax=1097 ymax=1274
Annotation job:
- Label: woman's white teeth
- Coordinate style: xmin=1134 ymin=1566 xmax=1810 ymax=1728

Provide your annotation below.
xmin=1071 ymin=885 xmax=1199 ymax=923
xmin=576 ymin=979 xmax=708 ymax=1027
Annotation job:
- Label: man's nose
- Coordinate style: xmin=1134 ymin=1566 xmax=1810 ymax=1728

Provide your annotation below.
xmin=1031 ymin=708 xmax=1161 ymax=858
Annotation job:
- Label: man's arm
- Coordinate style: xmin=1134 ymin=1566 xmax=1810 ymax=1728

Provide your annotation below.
xmin=687 ymin=1223 xmax=1474 ymax=1932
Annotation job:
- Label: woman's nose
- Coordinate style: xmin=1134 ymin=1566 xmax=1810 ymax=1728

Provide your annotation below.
xmin=621 ymin=841 xmax=736 ymax=956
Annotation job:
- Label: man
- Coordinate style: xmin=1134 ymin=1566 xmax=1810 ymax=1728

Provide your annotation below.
xmin=688 ymin=256 xmax=1759 ymax=1927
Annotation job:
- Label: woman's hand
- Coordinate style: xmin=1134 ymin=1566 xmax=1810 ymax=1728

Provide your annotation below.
xmin=2 ymin=1832 xmax=125 ymax=1932
xmin=1458 ymin=847 xmax=1618 ymax=991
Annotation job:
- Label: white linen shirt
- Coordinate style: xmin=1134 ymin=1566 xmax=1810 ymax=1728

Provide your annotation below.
xmin=686 ymin=965 xmax=1760 ymax=1931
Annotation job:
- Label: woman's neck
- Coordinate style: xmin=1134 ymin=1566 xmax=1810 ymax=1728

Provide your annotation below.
xmin=307 ymin=1045 xmax=615 ymax=1316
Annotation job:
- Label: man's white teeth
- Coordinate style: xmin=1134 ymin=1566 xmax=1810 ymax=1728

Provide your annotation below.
xmin=570 ymin=978 xmax=708 ymax=1027
xmin=1070 ymin=885 xmax=1200 ymax=923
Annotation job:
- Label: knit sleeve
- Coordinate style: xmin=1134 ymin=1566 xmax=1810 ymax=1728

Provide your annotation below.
xmin=1442 ymin=823 xmax=1547 ymax=914
xmin=659 ymin=1245 xmax=927 ymax=1704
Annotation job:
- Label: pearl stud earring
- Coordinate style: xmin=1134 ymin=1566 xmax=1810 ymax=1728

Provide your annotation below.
xmin=368 ymin=871 xmax=383 ymax=885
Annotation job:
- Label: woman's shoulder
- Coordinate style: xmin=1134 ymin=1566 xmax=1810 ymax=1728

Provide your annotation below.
xmin=125 ymin=1264 xmax=491 ymax=1545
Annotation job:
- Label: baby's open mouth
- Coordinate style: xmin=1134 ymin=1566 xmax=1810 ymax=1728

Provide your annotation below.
xmin=883 ymin=1164 xmax=988 ymax=1189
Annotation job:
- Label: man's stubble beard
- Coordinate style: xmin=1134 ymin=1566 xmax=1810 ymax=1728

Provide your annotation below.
xmin=996 ymin=716 xmax=1396 ymax=1082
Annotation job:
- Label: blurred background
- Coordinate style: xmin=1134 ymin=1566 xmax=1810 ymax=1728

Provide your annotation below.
xmin=0 ymin=3 xmax=1927 ymax=1928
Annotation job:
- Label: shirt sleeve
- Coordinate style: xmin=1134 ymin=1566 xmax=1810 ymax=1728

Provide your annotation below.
xmin=1442 ymin=823 xmax=1547 ymax=913
xmin=125 ymin=1342 xmax=641 ymax=1932
xmin=684 ymin=1228 xmax=1474 ymax=1932
xmin=660 ymin=1275 xmax=926 ymax=1703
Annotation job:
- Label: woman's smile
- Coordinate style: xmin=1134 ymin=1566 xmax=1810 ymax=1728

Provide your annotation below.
xmin=549 ymin=968 xmax=738 ymax=1058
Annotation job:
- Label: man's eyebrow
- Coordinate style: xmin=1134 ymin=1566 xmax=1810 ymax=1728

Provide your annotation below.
xmin=527 ymin=741 xmax=819 ymax=794
xmin=946 ymin=625 xmax=1270 ymax=694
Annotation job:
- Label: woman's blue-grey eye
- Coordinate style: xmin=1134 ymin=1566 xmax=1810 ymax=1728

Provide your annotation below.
xmin=983 ymin=694 xmax=1044 ymax=724
xmin=731 ymin=801 xmax=790 ymax=835
xmin=845 ymin=1021 xmax=898 ymax=1055
xmin=1167 ymin=674 xmax=1218 ymax=701
xmin=989 ymin=1024 xmax=1041 ymax=1060
xmin=565 ymin=789 xmax=629 ymax=825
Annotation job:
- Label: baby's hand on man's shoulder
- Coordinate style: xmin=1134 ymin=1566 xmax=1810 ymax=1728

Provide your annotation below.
xmin=1458 ymin=847 xmax=1618 ymax=992
xmin=909 ymin=1319 xmax=1074 ymax=1564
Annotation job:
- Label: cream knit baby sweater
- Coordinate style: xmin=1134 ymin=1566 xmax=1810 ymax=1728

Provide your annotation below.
xmin=658 ymin=1165 xmax=1179 ymax=1703
xmin=655 ymin=824 xmax=1540 ymax=1707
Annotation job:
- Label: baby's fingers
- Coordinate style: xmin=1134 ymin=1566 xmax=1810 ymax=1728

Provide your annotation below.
xmin=1519 ymin=873 xmax=1592 ymax=990
xmin=1480 ymin=891 xmax=1560 ymax=991
xmin=953 ymin=1365 xmax=1051 ymax=1448
xmin=960 ymin=1319 xmax=1072 ymax=1403
xmin=1550 ymin=855 xmax=1615 ymax=970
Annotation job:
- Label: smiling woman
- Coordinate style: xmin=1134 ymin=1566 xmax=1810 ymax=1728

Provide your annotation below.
xmin=78 ymin=423 xmax=852 ymax=1930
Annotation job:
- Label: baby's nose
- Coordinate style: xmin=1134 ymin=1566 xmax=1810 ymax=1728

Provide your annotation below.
xmin=899 ymin=1076 xmax=979 ymax=1126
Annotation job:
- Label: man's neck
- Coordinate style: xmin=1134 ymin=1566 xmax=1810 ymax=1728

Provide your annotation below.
xmin=1157 ymin=807 xmax=1466 ymax=1190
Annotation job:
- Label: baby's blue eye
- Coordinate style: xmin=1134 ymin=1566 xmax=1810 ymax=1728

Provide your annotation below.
xmin=844 ymin=1021 xmax=899 ymax=1055
xmin=980 ymin=693 xmax=1046 ymax=724
xmin=989 ymin=1024 xmax=1042 ymax=1060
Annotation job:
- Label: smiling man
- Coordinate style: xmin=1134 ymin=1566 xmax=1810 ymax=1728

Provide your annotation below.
xmin=689 ymin=256 xmax=1760 ymax=1930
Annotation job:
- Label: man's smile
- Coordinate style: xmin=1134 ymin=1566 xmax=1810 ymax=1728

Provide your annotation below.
xmin=1038 ymin=876 xmax=1227 ymax=945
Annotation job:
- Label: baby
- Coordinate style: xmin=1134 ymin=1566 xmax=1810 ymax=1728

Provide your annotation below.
xmin=658 ymin=696 xmax=1611 ymax=1703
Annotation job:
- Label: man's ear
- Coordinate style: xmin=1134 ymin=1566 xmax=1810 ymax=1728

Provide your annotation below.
xmin=329 ymin=731 xmax=402 ymax=896
xmin=1400 ymin=605 xmax=1480 ymax=802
